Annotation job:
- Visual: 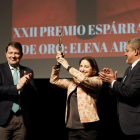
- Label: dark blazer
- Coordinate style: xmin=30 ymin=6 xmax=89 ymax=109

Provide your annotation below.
xmin=0 ymin=62 xmax=38 ymax=128
xmin=112 ymin=60 xmax=140 ymax=135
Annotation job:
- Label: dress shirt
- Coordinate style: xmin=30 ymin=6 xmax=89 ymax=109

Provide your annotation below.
xmin=9 ymin=64 xmax=20 ymax=94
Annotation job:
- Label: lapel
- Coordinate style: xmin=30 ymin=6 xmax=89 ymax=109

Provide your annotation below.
xmin=131 ymin=60 xmax=140 ymax=73
xmin=19 ymin=65 xmax=24 ymax=92
xmin=123 ymin=60 xmax=140 ymax=84
xmin=19 ymin=65 xmax=24 ymax=78
xmin=5 ymin=63 xmax=24 ymax=83
xmin=5 ymin=62 xmax=14 ymax=85
xmin=121 ymin=66 xmax=130 ymax=83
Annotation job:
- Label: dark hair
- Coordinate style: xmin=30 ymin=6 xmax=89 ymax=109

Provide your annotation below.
xmin=6 ymin=41 xmax=23 ymax=56
xmin=79 ymin=56 xmax=99 ymax=76
xmin=127 ymin=37 xmax=140 ymax=53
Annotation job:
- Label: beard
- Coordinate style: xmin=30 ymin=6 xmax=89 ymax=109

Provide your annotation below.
xmin=126 ymin=59 xmax=128 ymax=64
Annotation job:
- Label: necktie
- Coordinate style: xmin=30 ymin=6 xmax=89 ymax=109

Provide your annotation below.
xmin=122 ymin=66 xmax=132 ymax=83
xmin=12 ymin=67 xmax=19 ymax=113
xmin=127 ymin=66 xmax=132 ymax=76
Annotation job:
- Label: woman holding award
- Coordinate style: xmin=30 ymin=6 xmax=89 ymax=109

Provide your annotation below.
xmin=50 ymin=51 xmax=102 ymax=140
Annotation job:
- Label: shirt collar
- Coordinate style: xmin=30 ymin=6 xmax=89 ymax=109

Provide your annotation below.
xmin=131 ymin=59 xmax=140 ymax=69
xmin=8 ymin=63 xmax=19 ymax=70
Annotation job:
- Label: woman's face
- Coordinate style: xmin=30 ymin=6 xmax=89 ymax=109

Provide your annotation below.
xmin=79 ymin=59 xmax=93 ymax=77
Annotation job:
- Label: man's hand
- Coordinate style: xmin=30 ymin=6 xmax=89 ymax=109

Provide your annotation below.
xmin=99 ymin=68 xmax=117 ymax=84
xmin=103 ymin=68 xmax=111 ymax=74
xmin=17 ymin=71 xmax=32 ymax=90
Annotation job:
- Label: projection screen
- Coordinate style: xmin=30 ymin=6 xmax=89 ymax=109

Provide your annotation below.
xmin=0 ymin=0 xmax=140 ymax=78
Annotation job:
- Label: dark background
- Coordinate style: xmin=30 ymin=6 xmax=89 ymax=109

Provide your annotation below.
xmin=30 ymin=78 xmax=122 ymax=140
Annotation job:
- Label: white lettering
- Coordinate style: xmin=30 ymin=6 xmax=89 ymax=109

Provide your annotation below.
xmin=77 ymin=25 xmax=86 ymax=35
xmin=88 ymin=25 xmax=96 ymax=35
xmin=40 ymin=27 xmax=47 ymax=37
xmin=110 ymin=42 xmax=119 ymax=52
xmin=39 ymin=44 xmax=47 ymax=54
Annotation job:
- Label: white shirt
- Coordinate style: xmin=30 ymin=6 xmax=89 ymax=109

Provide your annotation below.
xmin=8 ymin=64 xmax=20 ymax=94
xmin=9 ymin=64 xmax=20 ymax=82
xmin=111 ymin=59 xmax=140 ymax=88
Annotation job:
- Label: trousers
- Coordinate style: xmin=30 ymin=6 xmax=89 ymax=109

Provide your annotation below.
xmin=0 ymin=111 xmax=26 ymax=140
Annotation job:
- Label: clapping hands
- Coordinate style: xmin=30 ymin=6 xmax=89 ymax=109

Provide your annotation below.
xmin=17 ymin=71 xmax=32 ymax=90
xmin=99 ymin=68 xmax=117 ymax=84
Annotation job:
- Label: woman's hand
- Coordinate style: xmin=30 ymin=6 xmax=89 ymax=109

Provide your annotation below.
xmin=56 ymin=51 xmax=65 ymax=65
xmin=57 ymin=57 xmax=69 ymax=69
xmin=56 ymin=51 xmax=62 ymax=59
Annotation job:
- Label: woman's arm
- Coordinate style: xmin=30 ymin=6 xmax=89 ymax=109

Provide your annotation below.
xmin=69 ymin=67 xmax=102 ymax=91
xmin=57 ymin=56 xmax=102 ymax=91
xmin=50 ymin=67 xmax=71 ymax=90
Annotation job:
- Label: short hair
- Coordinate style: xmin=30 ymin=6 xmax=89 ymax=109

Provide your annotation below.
xmin=79 ymin=56 xmax=99 ymax=76
xmin=6 ymin=41 xmax=23 ymax=56
xmin=127 ymin=37 xmax=140 ymax=53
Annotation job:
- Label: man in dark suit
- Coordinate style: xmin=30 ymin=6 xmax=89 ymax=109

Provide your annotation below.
xmin=0 ymin=41 xmax=38 ymax=140
xmin=99 ymin=37 xmax=140 ymax=140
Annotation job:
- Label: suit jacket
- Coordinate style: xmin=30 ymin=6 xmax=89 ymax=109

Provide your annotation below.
xmin=50 ymin=67 xmax=103 ymax=123
xmin=0 ymin=62 xmax=38 ymax=128
xmin=112 ymin=60 xmax=140 ymax=135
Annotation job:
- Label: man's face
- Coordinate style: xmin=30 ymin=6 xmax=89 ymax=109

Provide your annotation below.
xmin=5 ymin=45 xmax=22 ymax=67
xmin=125 ymin=44 xmax=135 ymax=65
